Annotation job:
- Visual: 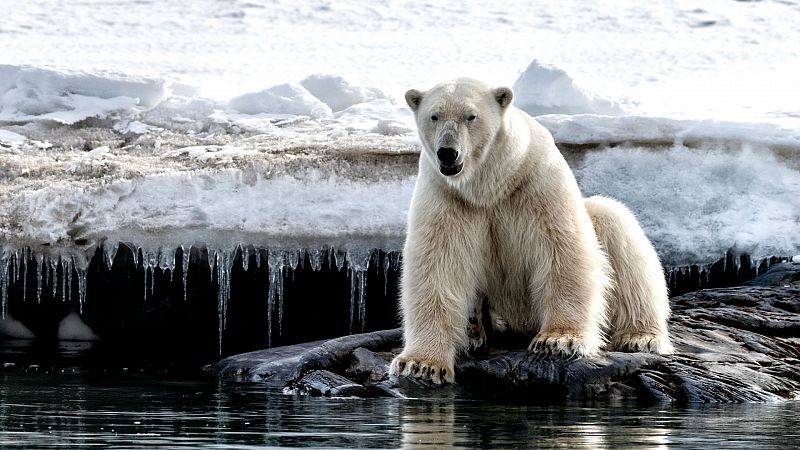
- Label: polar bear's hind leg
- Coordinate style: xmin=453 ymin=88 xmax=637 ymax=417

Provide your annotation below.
xmin=584 ymin=196 xmax=674 ymax=355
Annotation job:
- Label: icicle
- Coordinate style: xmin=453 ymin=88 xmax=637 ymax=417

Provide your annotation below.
xmin=288 ymin=250 xmax=300 ymax=271
xmin=255 ymin=248 xmax=262 ymax=269
xmin=158 ymin=246 xmax=176 ymax=282
xmin=277 ymin=265 xmax=284 ymax=338
xmin=267 ymin=264 xmax=276 ymax=347
xmin=346 ymin=249 xmax=371 ymax=333
xmin=182 ymin=245 xmax=190 ymax=302
xmin=73 ymin=254 xmax=88 ymax=314
xmin=334 ymin=250 xmax=346 ymax=271
xmin=12 ymin=250 xmax=19 ymax=284
xmin=216 ymin=250 xmax=231 ymax=356
xmin=103 ymin=241 xmax=118 ymax=270
xmin=241 ymin=245 xmax=249 ymax=272
xmin=310 ymin=249 xmax=321 ymax=272
xmin=215 ymin=251 xmax=225 ymax=355
xmin=21 ymin=248 xmax=28 ymax=303
xmin=67 ymin=256 xmax=73 ymax=304
xmin=62 ymin=256 xmax=73 ymax=303
xmin=142 ymin=248 xmax=158 ymax=298
xmin=275 ymin=267 xmax=283 ymax=337
xmin=143 ymin=268 xmax=149 ymax=302
xmin=50 ymin=258 xmax=57 ymax=301
xmin=1 ymin=248 xmax=10 ymax=319
xmin=36 ymin=253 xmax=43 ymax=304
xmin=208 ymin=249 xmax=217 ymax=281
xmin=266 ymin=249 xmax=286 ymax=341
xmin=131 ymin=246 xmax=139 ymax=268
xmin=383 ymin=252 xmax=390 ymax=297
xmin=290 ymin=251 xmax=297 ymax=281
xmin=349 ymin=266 xmax=355 ymax=333
xmin=358 ymin=268 xmax=367 ymax=332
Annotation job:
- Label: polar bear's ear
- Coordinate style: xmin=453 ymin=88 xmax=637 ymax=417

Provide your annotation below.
xmin=405 ymin=89 xmax=424 ymax=112
xmin=493 ymin=87 xmax=513 ymax=108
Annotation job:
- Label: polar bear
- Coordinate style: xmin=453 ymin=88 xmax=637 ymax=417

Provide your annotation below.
xmin=389 ymin=78 xmax=672 ymax=384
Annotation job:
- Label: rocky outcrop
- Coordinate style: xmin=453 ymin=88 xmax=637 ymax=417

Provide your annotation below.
xmin=206 ymin=265 xmax=800 ymax=403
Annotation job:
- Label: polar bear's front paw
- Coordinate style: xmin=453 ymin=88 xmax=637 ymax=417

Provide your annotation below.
xmin=527 ymin=330 xmax=594 ymax=358
xmin=610 ymin=332 xmax=674 ymax=355
xmin=389 ymin=354 xmax=455 ymax=384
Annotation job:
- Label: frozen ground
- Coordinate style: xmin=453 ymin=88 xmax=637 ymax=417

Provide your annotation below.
xmin=1 ymin=0 xmax=799 ymax=270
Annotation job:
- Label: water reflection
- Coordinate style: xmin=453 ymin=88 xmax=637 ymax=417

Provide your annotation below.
xmin=0 ymin=369 xmax=799 ymax=448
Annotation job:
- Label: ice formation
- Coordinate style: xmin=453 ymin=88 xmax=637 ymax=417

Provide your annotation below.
xmin=0 ymin=243 xmax=384 ymax=353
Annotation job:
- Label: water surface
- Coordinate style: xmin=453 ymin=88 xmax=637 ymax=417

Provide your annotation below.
xmin=1 ymin=367 xmax=799 ymax=449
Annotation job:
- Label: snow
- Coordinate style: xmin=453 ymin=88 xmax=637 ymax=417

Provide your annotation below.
xmin=301 ymin=74 xmax=388 ymax=112
xmin=0 ymin=65 xmax=165 ymax=124
xmin=229 ymin=83 xmax=332 ymax=119
xmin=0 ymin=0 xmax=798 ymax=273
xmin=575 ymin=144 xmax=800 ymax=264
xmin=3 ymin=0 xmax=799 ymax=124
xmin=334 ymin=99 xmax=413 ymax=132
xmin=538 ymin=115 xmax=800 ymax=147
xmin=0 ymin=130 xmax=27 ymax=148
xmin=513 ymin=60 xmax=628 ymax=116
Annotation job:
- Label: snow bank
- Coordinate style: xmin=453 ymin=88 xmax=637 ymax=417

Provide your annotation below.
xmin=300 ymin=74 xmax=388 ymax=112
xmin=139 ymin=95 xmax=222 ymax=132
xmin=5 ymin=168 xmax=415 ymax=249
xmin=333 ymin=99 xmax=414 ymax=133
xmin=228 ymin=83 xmax=333 ymax=119
xmin=538 ymin=114 xmax=800 ymax=147
xmin=513 ymin=60 xmax=627 ymax=116
xmin=0 ymin=130 xmax=27 ymax=148
xmin=0 ymin=65 xmax=166 ymax=124
xmin=575 ymin=144 xmax=800 ymax=265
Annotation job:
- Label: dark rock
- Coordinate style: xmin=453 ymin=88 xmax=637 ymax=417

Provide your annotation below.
xmin=288 ymin=369 xmax=371 ymax=397
xmin=346 ymin=347 xmax=393 ymax=384
xmin=744 ymin=262 xmax=800 ymax=287
xmin=209 ymin=286 xmax=800 ymax=403
xmin=204 ymin=329 xmax=402 ymax=384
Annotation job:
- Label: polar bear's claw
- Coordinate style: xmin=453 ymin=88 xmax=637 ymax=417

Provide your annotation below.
xmin=390 ymin=354 xmax=454 ymax=384
xmin=528 ymin=331 xmax=592 ymax=358
xmin=611 ymin=332 xmax=674 ymax=355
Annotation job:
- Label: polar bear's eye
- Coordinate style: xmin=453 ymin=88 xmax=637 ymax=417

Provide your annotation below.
xmin=467 ymin=114 xmax=477 ymax=122
xmin=431 ymin=114 xmax=439 ymax=122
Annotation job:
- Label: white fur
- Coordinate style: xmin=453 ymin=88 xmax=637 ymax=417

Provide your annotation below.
xmin=391 ymin=79 xmax=672 ymax=384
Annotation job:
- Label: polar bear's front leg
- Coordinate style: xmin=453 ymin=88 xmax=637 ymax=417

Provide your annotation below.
xmin=390 ymin=198 xmax=487 ymax=384
xmin=390 ymin=263 xmax=484 ymax=384
xmin=527 ymin=213 xmax=609 ymax=358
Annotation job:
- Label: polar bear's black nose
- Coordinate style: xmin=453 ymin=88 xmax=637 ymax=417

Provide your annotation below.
xmin=437 ymin=147 xmax=459 ymax=166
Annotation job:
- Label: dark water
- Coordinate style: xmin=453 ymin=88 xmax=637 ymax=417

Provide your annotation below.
xmin=2 ymin=367 xmax=800 ymax=449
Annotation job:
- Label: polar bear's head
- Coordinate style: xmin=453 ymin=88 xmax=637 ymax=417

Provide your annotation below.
xmin=405 ymin=78 xmax=513 ymax=179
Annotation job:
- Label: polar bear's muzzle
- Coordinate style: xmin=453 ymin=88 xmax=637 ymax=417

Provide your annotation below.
xmin=436 ymin=147 xmax=463 ymax=176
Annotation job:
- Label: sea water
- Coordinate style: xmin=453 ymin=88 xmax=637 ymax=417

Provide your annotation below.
xmin=0 ymin=342 xmax=798 ymax=449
